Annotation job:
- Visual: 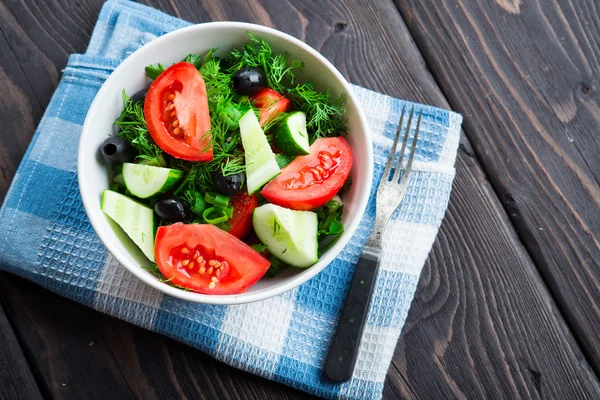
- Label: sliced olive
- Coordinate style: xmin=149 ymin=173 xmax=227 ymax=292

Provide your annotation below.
xmin=100 ymin=136 xmax=134 ymax=165
xmin=154 ymin=197 xmax=189 ymax=223
xmin=232 ymin=67 xmax=266 ymax=96
xmin=130 ymin=88 xmax=148 ymax=104
xmin=214 ymin=171 xmax=245 ymax=196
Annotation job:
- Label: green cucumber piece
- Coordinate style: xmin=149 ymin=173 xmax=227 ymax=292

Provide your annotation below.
xmin=253 ymin=203 xmax=318 ymax=268
xmin=101 ymin=190 xmax=155 ymax=262
xmin=275 ymin=154 xmax=296 ymax=169
xmin=239 ymin=110 xmax=281 ymax=194
xmin=274 ymin=111 xmax=310 ymax=155
xmin=122 ymin=163 xmax=184 ymax=199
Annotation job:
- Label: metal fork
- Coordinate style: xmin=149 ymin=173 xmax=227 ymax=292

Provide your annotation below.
xmin=324 ymin=106 xmax=422 ymax=382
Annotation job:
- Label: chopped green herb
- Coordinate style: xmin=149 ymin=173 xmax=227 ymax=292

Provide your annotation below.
xmin=115 ymin=90 xmax=164 ymax=166
xmin=288 ymin=82 xmax=347 ymax=140
xmin=250 ymin=243 xmax=269 ymax=253
xmin=184 ymin=54 xmax=203 ymax=69
xmin=227 ymin=33 xmax=303 ymax=93
xmin=145 ymin=63 xmax=166 ymax=80
xmin=316 ymin=202 xmax=344 ymax=238
xmin=323 ymin=199 xmax=342 ymax=213
xmin=266 ymin=256 xmax=290 ymax=277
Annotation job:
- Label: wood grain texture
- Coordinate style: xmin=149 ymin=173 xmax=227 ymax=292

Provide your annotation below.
xmin=0 ymin=300 xmax=43 ymax=400
xmin=395 ymin=141 xmax=600 ymax=398
xmin=0 ymin=277 xmax=314 ymax=400
xmin=0 ymin=0 xmax=599 ymax=399
xmin=393 ymin=0 xmax=600 ymax=374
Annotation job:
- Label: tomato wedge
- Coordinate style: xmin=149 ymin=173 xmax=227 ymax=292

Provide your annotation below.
xmin=227 ymin=192 xmax=259 ymax=239
xmin=155 ymin=223 xmax=270 ymax=295
xmin=261 ymin=137 xmax=353 ymax=210
xmin=250 ymin=88 xmax=290 ymax=126
xmin=144 ymin=62 xmax=212 ymax=161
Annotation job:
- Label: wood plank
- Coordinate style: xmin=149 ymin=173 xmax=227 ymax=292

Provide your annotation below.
xmin=394 ymin=142 xmax=600 ymax=398
xmin=0 ymin=0 xmax=598 ymax=399
xmin=393 ymin=0 xmax=600 ymax=374
xmin=0 ymin=276 xmax=314 ymax=400
xmin=0 ymin=297 xmax=44 ymax=400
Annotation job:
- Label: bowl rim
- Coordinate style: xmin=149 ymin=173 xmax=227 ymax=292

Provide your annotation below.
xmin=78 ymin=21 xmax=373 ymax=305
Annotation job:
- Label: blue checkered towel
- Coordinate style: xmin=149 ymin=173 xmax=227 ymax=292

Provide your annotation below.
xmin=0 ymin=1 xmax=462 ymax=398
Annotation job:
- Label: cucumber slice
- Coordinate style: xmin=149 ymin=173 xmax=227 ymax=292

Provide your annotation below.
xmin=239 ymin=110 xmax=281 ymax=194
xmin=122 ymin=163 xmax=184 ymax=199
xmin=275 ymin=154 xmax=296 ymax=169
xmin=253 ymin=203 xmax=318 ymax=268
xmin=101 ymin=190 xmax=155 ymax=262
xmin=274 ymin=111 xmax=310 ymax=155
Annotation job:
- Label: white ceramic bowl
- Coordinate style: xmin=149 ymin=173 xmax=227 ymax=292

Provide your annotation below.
xmin=79 ymin=22 xmax=373 ymax=305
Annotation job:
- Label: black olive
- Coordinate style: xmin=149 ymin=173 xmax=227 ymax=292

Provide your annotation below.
xmin=214 ymin=171 xmax=245 ymax=196
xmin=130 ymin=88 xmax=148 ymax=104
xmin=155 ymin=197 xmax=189 ymax=223
xmin=100 ymin=136 xmax=134 ymax=165
xmin=232 ymin=67 xmax=266 ymax=96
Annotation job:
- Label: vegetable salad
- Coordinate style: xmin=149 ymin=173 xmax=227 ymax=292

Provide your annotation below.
xmin=100 ymin=33 xmax=353 ymax=295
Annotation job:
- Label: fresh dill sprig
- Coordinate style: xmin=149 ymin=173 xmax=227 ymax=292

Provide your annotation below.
xmin=115 ymin=90 xmax=165 ymax=165
xmin=227 ymin=33 xmax=303 ymax=93
xmin=200 ymin=57 xmax=233 ymax=110
xmin=288 ymin=82 xmax=347 ymax=140
xmin=171 ymin=112 xmax=245 ymax=194
xmin=132 ymin=35 xmax=347 ymax=203
xmin=169 ymin=51 xmax=247 ymax=193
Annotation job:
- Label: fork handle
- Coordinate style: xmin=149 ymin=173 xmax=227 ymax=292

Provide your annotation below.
xmin=323 ymin=246 xmax=381 ymax=382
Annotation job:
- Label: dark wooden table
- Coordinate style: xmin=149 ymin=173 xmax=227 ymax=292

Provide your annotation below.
xmin=1 ymin=0 xmax=599 ymax=398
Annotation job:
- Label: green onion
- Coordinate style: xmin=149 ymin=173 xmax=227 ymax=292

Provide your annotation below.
xmin=204 ymin=192 xmax=231 ymax=209
xmin=225 ymin=205 xmax=234 ymax=219
xmin=203 ymin=206 xmax=229 ymax=224
xmin=185 ymin=190 xmax=207 ymax=217
xmin=214 ymin=194 xmax=231 ymax=209
xmin=204 ymin=192 xmax=217 ymax=204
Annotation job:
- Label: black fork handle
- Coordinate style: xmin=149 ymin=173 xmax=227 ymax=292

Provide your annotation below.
xmin=323 ymin=246 xmax=381 ymax=382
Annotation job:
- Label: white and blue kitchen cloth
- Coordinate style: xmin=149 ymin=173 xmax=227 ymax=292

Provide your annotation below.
xmin=0 ymin=1 xmax=462 ymax=399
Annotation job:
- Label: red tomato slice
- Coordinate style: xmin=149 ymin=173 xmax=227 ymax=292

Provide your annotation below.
xmin=227 ymin=192 xmax=259 ymax=239
xmin=144 ymin=62 xmax=212 ymax=161
xmin=250 ymin=88 xmax=290 ymax=126
xmin=155 ymin=223 xmax=270 ymax=295
xmin=261 ymin=137 xmax=353 ymax=210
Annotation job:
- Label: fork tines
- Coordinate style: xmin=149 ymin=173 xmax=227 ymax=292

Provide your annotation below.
xmin=383 ymin=105 xmax=422 ymax=184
